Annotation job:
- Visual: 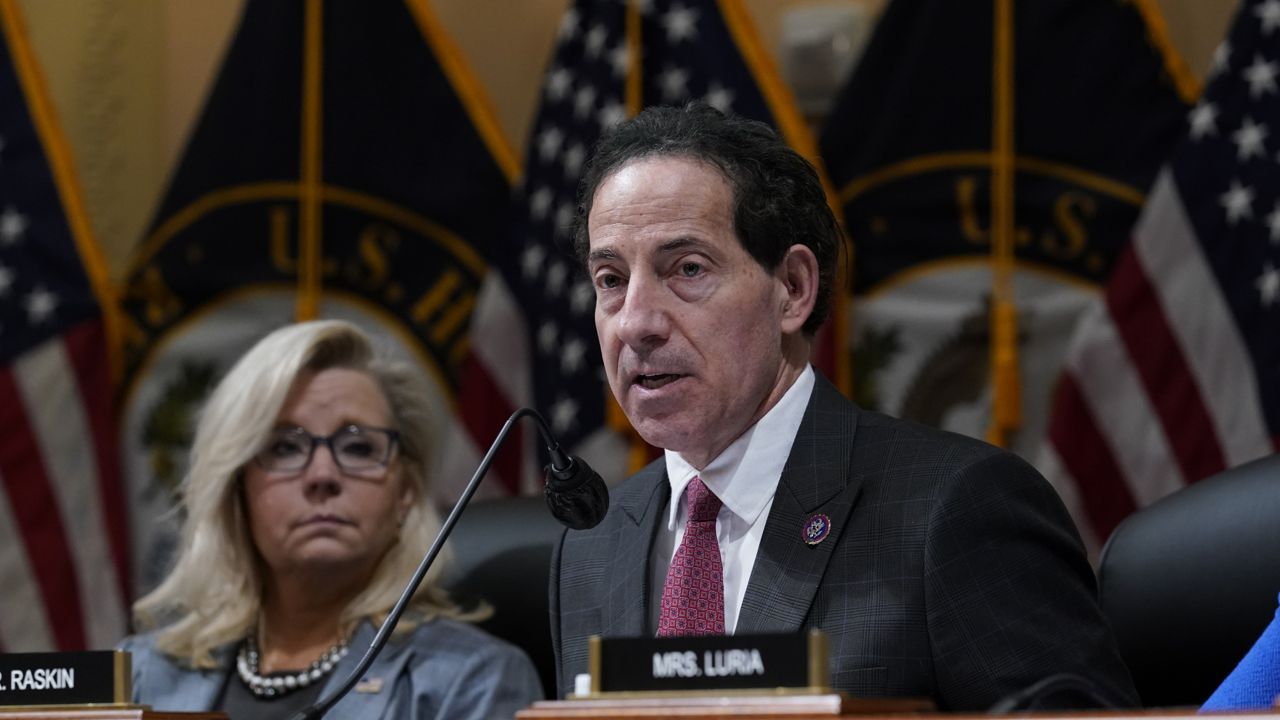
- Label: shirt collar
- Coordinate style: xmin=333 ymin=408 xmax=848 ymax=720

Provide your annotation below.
xmin=664 ymin=365 xmax=815 ymax=530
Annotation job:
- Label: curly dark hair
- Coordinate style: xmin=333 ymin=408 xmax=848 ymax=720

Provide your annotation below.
xmin=572 ymin=102 xmax=842 ymax=335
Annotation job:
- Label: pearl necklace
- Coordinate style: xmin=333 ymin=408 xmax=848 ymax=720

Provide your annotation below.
xmin=236 ymin=633 xmax=349 ymax=698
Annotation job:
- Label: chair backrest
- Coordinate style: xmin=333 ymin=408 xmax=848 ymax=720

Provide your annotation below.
xmin=442 ymin=495 xmax=564 ymax=699
xmin=1097 ymin=452 xmax=1280 ymax=707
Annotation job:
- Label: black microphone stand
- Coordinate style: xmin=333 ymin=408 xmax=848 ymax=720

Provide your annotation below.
xmin=288 ymin=407 xmax=572 ymax=720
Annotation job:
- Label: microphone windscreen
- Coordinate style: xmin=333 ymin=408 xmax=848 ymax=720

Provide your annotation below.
xmin=544 ymin=458 xmax=609 ymax=530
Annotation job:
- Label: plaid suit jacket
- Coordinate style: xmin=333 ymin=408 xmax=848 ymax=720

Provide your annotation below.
xmin=550 ymin=374 xmax=1138 ymax=710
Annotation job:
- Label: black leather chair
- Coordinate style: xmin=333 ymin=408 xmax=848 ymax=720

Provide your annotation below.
xmin=443 ymin=496 xmax=564 ymax=699
xmin=1097 ymin=452 xmax=1280 ymax=707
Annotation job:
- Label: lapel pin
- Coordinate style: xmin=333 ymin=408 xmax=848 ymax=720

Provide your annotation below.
xmin=803 ymin=513 xmax=831 ymax=546
xmin=355 ymin=677 xmax=384 ymax=694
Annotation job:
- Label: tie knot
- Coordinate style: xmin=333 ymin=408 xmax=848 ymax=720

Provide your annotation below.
xmin=685 ymin=476 xmax=722 ymax=523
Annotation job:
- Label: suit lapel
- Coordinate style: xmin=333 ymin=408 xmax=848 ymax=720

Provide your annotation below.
xmin=144 ymin=645 xmax=230 ymax=711
xmin=325 ymin=621 xmax=409 ymax=717
xmin=737 ymin=375 xmax=863 ymax=634
xmin=601 ymin=461 xmax=669 ymax=638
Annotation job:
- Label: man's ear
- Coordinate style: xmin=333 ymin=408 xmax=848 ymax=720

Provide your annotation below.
xmin=777 ymin=244 xmax=819 ymax=334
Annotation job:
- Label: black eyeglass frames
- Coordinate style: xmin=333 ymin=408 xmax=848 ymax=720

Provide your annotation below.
xmin=253 ymin=425 xmax=400 ymax=476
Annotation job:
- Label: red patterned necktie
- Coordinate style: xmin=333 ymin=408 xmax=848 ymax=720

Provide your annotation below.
xmin=657 ymin=476 xmax=725 ymax=636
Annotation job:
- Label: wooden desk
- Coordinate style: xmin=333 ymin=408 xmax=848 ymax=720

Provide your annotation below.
xmin=518 ymin=693 xmax=932 ymax=718
xmin=0 ymin=708 xmax=225 ymax=719
xmin=517 ymin=697 xmax=1280 ymax=720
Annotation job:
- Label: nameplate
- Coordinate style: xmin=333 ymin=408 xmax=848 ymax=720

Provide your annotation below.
xmin=0 ymin=651 xmax=130 ymax=706
xmin=586 ymin=631 xmax=827 ymax=695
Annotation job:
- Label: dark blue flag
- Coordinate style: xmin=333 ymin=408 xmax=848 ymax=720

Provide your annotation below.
xmin=821 ymin=0 xmax=1191 ymax=457
xmin=119 ymin=0 xmax=518 ymax=587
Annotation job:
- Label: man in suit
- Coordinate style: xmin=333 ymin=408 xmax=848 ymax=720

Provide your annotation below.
xmin=551 ymin=103 xmax=1138 ymax=711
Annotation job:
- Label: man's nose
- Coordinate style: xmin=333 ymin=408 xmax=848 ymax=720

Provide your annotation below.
xmin=614 ymin=274 xmax=671 ymax=349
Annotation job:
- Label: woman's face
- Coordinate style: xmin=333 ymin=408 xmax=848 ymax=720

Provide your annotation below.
xmin=242 ymin=367 xmax=414 ymax=583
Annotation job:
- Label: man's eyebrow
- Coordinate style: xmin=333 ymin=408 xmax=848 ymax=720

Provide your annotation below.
xmin=587 ymin=247 xmax=620 ymax=265
xmin=588 ymin=237 xmax=713 ymax=265
xmin=656 ymin=237 xmax=712 ymax=255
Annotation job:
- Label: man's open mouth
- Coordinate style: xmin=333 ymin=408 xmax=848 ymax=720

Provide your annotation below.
xmin=635 ymin=373 xmax=681 ymax=390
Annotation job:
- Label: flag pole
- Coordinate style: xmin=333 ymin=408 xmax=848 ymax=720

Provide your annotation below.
xmin=297 ymin=0 xmax=324 ymax=321
xmin=987 ymin=0 xmax=1020 ymax=448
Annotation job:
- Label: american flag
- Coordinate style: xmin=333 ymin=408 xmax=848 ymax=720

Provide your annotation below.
xmin=0 ymin=0 xmax=129 ymax=651
xmin=491 ymin=0 xmax=829 ymax=476
xmin=1041 ymin=0 xmax=1280 ymax=553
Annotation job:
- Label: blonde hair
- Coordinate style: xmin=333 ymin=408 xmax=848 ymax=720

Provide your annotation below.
xmin=133 ymin=320 xmax=477 ymax=667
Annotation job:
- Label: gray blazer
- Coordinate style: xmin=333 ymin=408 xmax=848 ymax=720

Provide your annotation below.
xmin=550 ymin=373 xmax=1138 ymax=710
xmin=120 ymin=617 xmax=543 ymax=719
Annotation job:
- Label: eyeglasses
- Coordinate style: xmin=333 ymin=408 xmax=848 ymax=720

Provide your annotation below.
xmin=254 ymin=425 xmax=400 ymax=476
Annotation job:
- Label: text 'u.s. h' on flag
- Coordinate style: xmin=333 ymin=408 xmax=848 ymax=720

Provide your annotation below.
xmin=119 ymin=0 xmax=520 ymax=589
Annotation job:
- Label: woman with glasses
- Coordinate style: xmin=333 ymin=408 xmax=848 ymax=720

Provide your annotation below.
xmin=119 ymin=320 xmax=542 ymax=718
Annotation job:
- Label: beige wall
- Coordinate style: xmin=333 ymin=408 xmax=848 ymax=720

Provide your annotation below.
xmin=16 ymin=0 xmax=1235 ymax=284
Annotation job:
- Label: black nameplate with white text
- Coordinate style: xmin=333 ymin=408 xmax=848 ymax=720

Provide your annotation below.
xmin=590 ymin=631 xmax=827 ymax=694
xmin=0 ymin=651 xmax=129 ymax=706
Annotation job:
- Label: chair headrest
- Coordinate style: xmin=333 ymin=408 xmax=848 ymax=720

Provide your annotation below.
xmin=444 ymin=495 xmax=566 ymax=700
xmin=1098 ymin=453 xmax=1280 ymax=707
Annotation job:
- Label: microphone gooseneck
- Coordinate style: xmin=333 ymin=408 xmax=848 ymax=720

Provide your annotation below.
xmin=287 ymin=407 xmax=607 ymax=720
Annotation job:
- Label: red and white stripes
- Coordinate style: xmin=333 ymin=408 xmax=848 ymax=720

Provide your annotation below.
xmin=1042 ymin=169 xmax=1275 ymax=553
xmin=0 ymin=320 xmax=129 ymax=651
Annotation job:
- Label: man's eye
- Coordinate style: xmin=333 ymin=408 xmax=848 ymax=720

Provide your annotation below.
xmin=596 ymin=273 xmax=622 ymax=290
xmin=679 ymin=262 xmax=703 ymax=277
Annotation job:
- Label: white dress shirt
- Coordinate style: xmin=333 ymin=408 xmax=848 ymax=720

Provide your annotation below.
xmin=648 ymin=365 xmax=815 ymax=634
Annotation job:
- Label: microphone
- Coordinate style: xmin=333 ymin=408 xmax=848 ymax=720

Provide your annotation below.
xmin=288 ymin=407 xmax=608 ymax=719
xmin=543 ymin=443 xmax=609 ymax=530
